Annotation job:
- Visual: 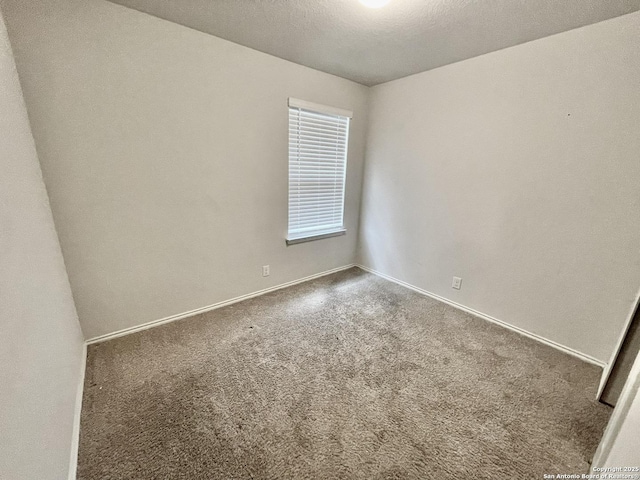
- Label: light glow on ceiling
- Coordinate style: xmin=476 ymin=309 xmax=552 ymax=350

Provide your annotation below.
xmin=359 ymin=0 xmax=391 ymax=8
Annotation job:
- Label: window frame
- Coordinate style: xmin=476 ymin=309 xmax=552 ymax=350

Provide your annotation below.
xmin=286 ymin=98 xmax=352 ymax=245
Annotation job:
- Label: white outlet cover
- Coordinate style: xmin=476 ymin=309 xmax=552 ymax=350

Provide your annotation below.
xmin=452 ymin=277 xmax=462 ymax=289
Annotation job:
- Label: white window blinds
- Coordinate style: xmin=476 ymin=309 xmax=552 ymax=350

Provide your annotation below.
xmin=287 ymin=98 xmax=352 ymax=242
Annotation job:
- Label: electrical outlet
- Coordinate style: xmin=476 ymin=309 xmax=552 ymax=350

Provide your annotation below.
xmin=452 ymin=277 xmax=462 ymax=290
xmin=262 ymin=265 xmax=270 ymax=277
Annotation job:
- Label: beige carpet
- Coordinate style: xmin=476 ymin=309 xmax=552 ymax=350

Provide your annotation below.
xmin=78 ymin=267 xmax=611 ymax=479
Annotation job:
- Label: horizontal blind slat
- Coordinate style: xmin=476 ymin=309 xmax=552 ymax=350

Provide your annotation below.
xmin=291 ymin=109 xmax=350 ymax=123
xmin=288 ymin=126 xmax=348 ymax=137
xmin=289 ymin=141 xmax=348 ymax=150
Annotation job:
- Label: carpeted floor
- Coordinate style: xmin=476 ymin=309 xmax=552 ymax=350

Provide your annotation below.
xmin=78 ymin=267 xmax=611 ymax=479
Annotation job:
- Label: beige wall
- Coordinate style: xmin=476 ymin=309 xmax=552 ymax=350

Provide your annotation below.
xmin=0 ymin=6 xmax=84 ymax=480
xmin=3 ymin=0 xmax=637 ymax=361
xmin=1 ymin=0 xmax=369 ymax=340
xmin=358 ymin=11 xmax=640 ymax=363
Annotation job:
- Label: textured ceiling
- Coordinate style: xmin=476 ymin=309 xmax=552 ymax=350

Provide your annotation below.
xmin=107 ymin=0 xmax=640 ymax=86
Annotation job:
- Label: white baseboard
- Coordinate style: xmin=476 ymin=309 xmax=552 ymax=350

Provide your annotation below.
xmin=356 ymin=264 xmax=606 ymax=369
xmin=68 ymin=342 xmax=87 ymax=480
xmin=86 ymin=264 xmax=356 ymax=345
xmin=86 ymin=261 xmax=607 ymax=368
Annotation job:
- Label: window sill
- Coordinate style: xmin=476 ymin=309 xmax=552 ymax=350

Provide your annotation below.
xmin=286 ymin=229 xmax=346 ymax=246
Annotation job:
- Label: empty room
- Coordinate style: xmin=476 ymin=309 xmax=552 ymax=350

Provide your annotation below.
xmin=1 ymin=0 xmax=640 ymax=478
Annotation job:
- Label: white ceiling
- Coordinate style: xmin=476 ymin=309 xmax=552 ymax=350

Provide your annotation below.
xmin=107 ymin=0 xmax=640 ymax=86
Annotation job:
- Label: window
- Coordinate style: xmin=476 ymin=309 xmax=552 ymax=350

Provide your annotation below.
xmin=287 ymin=98 xmax=352 ymax=245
